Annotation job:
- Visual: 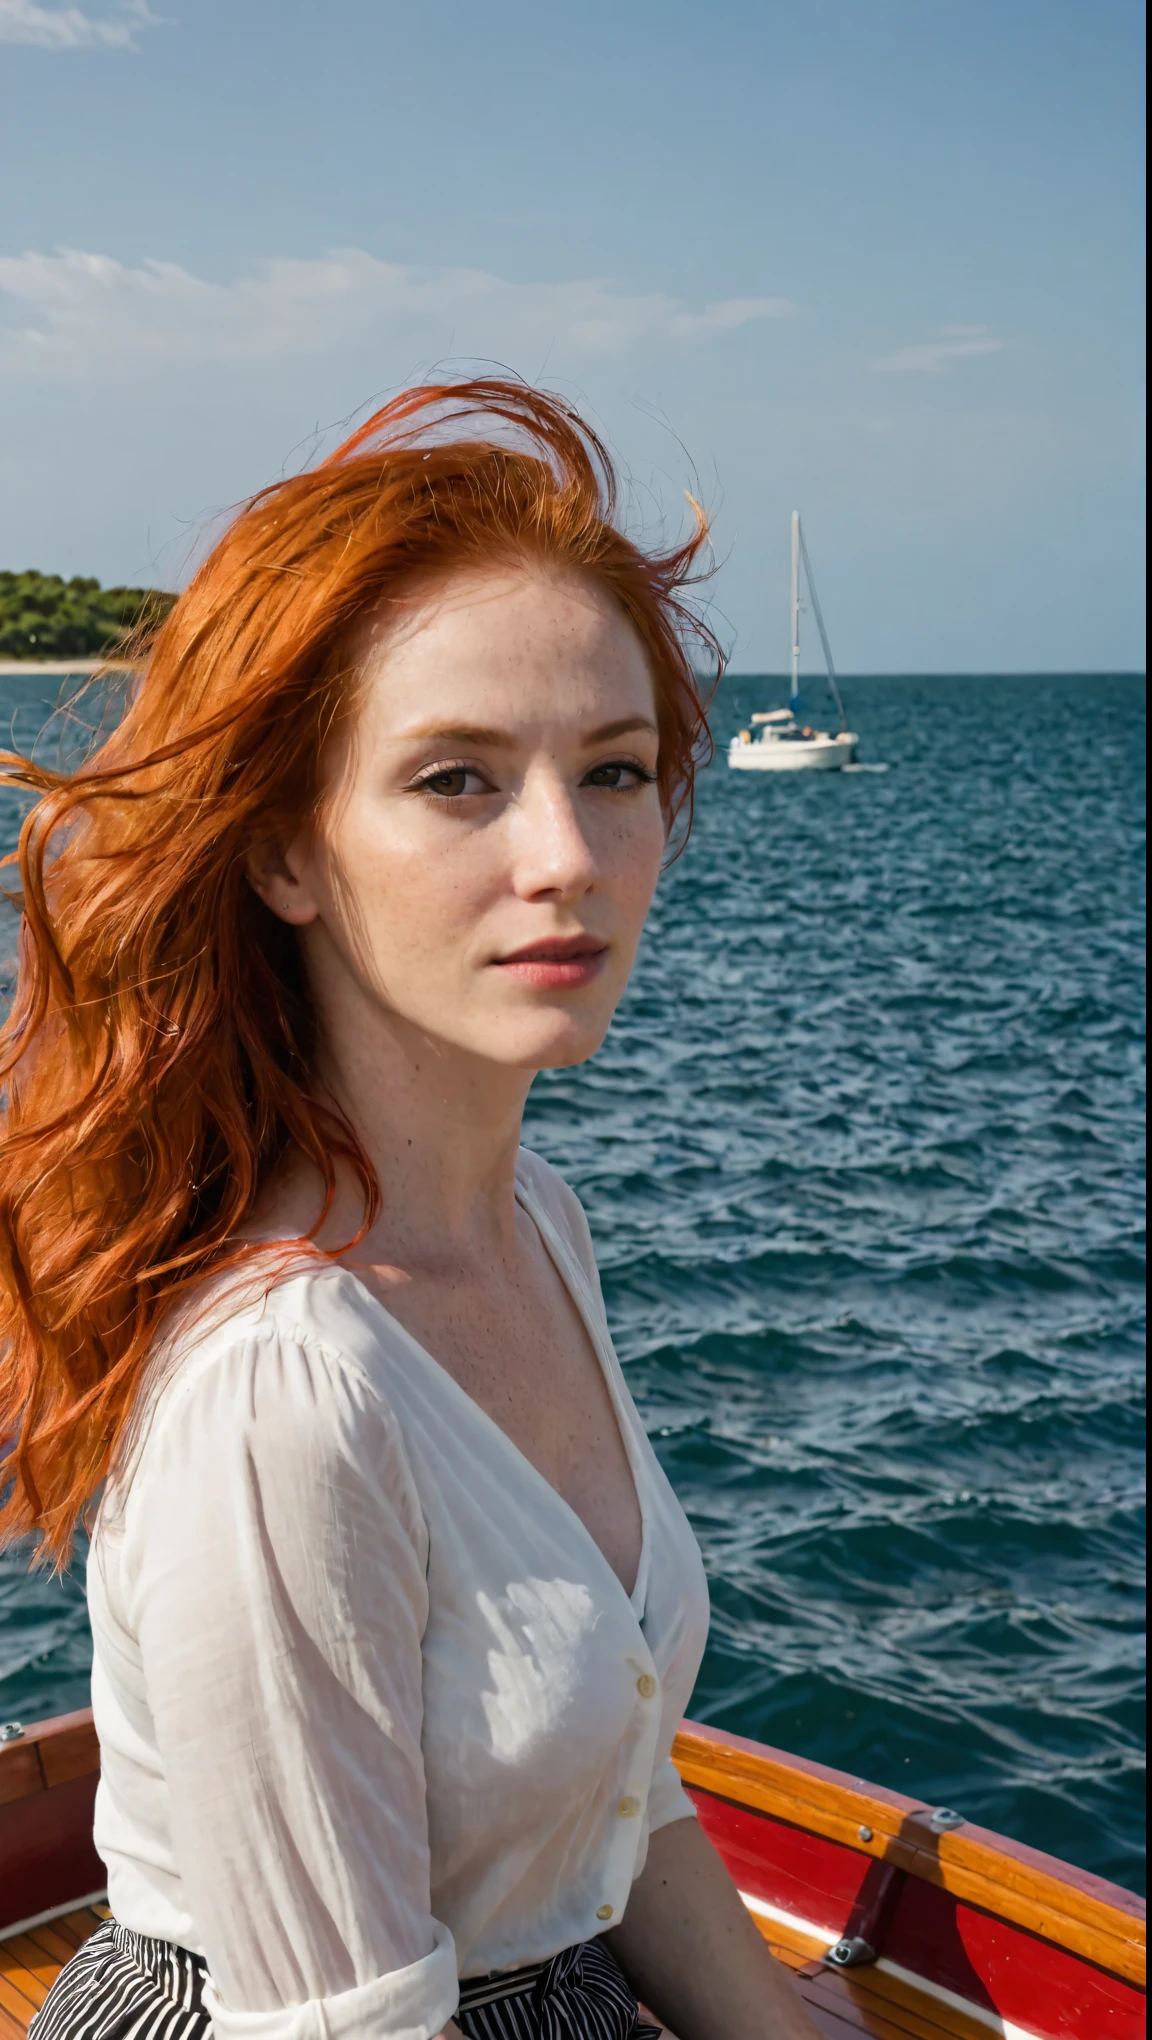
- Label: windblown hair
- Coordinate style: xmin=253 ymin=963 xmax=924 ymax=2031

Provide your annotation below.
xmin=0 ymin=377 xmax=718 ymax=1560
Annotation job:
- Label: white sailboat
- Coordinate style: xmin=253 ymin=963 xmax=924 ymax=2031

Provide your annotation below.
xmin=728 ymin=512 xmax=858 ymax=771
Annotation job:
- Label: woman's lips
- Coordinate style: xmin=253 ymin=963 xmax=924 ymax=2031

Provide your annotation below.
xmin=492 ymin=937 xmax=609 ymax=991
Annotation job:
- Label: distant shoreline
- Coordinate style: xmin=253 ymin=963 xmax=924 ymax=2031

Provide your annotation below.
xmin=0 ymin=659 xmax=138 ymax=676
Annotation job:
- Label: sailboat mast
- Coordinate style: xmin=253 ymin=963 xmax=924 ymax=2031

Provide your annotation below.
xmin=789 ymin=511 xmax=801 ymax=713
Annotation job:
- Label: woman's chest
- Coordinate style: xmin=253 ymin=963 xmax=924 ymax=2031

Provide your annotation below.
xmin=409 ymin=1453 xmax=688 ymax=1819
xmin=370 ymin=1256 xmax=645 ymax=1595
xmin=386 ymin=1363 xmax=708 ymax=1755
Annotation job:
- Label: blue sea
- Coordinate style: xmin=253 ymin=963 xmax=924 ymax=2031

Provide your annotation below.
xmin=1 ymin=669 xmax=1145 ymax=1894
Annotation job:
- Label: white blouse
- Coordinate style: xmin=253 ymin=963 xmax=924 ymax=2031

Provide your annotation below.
xmin=87 ymin=1148 xmax=711 ymax=2040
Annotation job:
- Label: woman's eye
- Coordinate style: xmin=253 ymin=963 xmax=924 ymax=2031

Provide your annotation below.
xmin=415 ymin=765 xmax=486 ymax=799
xmin=583 ymin=760 xmax=655 ymax=790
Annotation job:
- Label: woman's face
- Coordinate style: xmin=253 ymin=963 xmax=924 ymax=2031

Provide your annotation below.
xmin=261 ymin=565 xmax=667 ymax=1072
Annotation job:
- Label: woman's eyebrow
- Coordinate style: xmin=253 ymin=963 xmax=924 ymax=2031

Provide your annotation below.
xmin=585 ymin=716 xmax=659 ymax=742
xmin=396 ymin=715 xmax=659 ymax=748
xmin=399 ymin=723 xmax=516 ymax=748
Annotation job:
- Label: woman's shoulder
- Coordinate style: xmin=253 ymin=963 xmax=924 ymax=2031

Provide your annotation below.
xmin=109 ymin=1257 xmax=418 ymax=1509
xmin=515 ymin=1146 xmax=601 ymax=1293
xmin=93 ymin=1261 xmax=430 ymax=1619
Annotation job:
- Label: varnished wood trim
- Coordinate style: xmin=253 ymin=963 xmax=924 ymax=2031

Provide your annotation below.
xmin=673 ymin=1725 xmax=1146 ymax=1987
xmin=0 ymin=1745 xmax=41 ymax=1812
xmin=0 ymin=1711 xmax=99 ymax=1808
xmin=37 ymin=1718 xmax=102 ymax=1792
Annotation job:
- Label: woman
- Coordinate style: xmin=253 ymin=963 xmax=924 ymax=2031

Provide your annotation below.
xmin=1 ymin=382 xmax=819 ymax=2040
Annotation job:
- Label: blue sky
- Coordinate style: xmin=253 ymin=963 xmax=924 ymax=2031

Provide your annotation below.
xmin=0 ymin=0 xmax=1144 ymax=671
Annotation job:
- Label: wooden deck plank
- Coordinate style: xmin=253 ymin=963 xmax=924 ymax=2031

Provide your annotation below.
xmin=764 ymin=1936 xmax=814 ymax=1972
xmin=796 ymin=1992 xmax=893 ymax=2040
xmin=43 ymin=1905 xmax=106 ymax=1953
xmin=0 ymin=1972 xmax=39 ymax=2027
xmin=0 ymin=1959 xmax=49 ymax=2013
xmin=38 ymin=1913 xmax=88 ymax=1955
xmin=841 ymin=1975 xmax=993 ymax=2040
xmin=0 ymin=1906 xmax=111 ymax=2037
xmin=753 ymin=1905 xmax=1001 ymax=2035
xmin=21 ymin=1921 xmax=81 ymax=1969
xmin=801 ymin=1968 xmax=983 ymax=2040
xmin=798 ymin=1986 xmax=940 ymax=2040
xmin=4 ymin=1932 xmax=69 ymax=1997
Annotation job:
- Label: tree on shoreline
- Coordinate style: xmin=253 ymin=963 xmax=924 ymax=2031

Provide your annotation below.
xmin=0 ymin=572 xmax=176 ymax=659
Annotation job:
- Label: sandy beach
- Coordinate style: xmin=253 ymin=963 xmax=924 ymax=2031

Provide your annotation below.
xmin=0 ymin=660 xmax=136 ymax=677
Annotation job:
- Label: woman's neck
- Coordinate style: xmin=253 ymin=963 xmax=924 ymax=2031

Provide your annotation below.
xmin=264 ymin=1003 xmax=536 ymax=1269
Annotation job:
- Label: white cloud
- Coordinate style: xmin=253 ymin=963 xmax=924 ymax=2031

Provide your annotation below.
xmin=0 ymin=247 xmax=793 ymax=377
xmin=0 ymin=0 xmax=156 ymax=46
xmin=669 ymin=296 xmax=792 ymax=338
xmin=874 ymin=327 xmax=1005 ymax=374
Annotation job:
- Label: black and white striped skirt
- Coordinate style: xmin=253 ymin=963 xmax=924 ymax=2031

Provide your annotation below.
xmin=30 ymin=1917 xmax=662 ymax=2039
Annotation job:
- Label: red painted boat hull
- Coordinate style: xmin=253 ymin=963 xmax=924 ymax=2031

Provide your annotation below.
xmin=0 ymin=1709 xmax=1145 ymax=2039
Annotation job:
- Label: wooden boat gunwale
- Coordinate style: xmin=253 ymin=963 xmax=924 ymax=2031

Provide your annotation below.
xmin=674 ymin=1718 xmax=1146 ymax=1982
xmin=0 ymin=1707 xmax=1145 ymax=2039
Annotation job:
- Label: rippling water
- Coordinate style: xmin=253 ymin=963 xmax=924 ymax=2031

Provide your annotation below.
xmin=1 ymin=670 xmax=1145 ymax=1893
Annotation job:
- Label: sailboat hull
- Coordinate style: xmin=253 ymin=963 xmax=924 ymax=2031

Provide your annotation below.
xmin=728 ymin=732 xmax=858 ymax=771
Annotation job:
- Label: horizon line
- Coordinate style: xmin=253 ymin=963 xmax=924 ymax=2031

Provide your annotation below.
xmin=724 ymin=668 xmax=1147 ymax=681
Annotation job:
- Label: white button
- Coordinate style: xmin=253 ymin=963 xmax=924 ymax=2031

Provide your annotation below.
xmin=596 ymin=1903 xmax=614 ymax=1921
xmin=636 ymin=1673 xmax=657 ymax=1699
xmin=617 ymin=1795 xmax=641 ymax=1818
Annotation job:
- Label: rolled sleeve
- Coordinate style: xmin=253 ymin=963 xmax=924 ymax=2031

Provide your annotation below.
xmin=204 ymin=1921 xmax=458 ymax=2040
xmin=646 ymin=1753 xmax=699 ymax=1835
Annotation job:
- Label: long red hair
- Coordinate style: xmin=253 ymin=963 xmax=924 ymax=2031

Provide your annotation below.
xmin=0 ymin=377 xmax=718 ymax=1561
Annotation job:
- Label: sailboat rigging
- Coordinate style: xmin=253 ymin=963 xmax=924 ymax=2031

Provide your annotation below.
xmin=729 ymin=512 xmax=857 ymax=771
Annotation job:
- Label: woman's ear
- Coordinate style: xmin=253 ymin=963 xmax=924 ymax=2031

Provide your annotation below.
xmin=244 ymin=834 xmax=321 ymax=926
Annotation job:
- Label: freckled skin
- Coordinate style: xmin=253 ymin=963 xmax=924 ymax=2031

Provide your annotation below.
xmin=305 ymin=567 xmax=666 ymax=1074
xmin=246 ymin=565 xmax=823 ymax=2040
xmin=248 ymin=567 xmax=664 ymax=1592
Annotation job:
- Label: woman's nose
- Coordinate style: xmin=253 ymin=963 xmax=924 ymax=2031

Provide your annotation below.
xmin=510 ymin=774 xmax=598 ymax=901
